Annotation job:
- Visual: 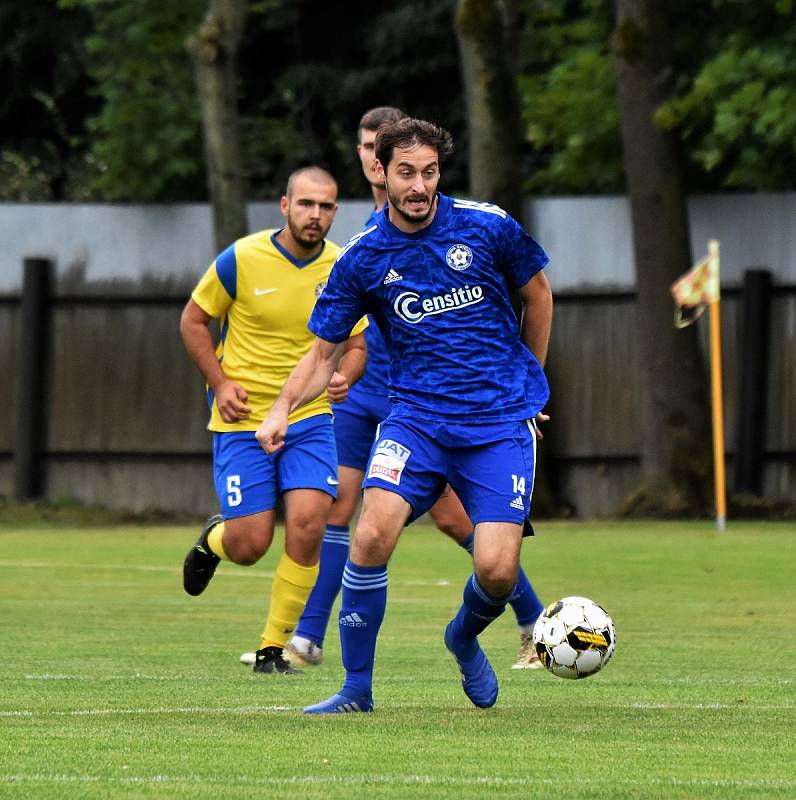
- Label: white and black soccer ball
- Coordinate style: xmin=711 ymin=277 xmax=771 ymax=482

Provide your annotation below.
xmin=532 ymin=596 xmax=616 ymax=679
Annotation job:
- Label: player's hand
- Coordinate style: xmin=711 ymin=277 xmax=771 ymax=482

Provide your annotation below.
xmin=534 ymin=411 xmax=550 ymax=440
xmin=216 ymin=381 xmax=250 ymax=423
xmin=256 ymin=411 xmax=287 ymax=454
xmin=327 ymin=371 xmax=350 ymax=404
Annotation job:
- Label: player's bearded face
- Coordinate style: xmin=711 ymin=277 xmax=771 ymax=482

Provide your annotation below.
xmin=287 ymin=211 xmax=327 ymax=249
xmin=382 ymin=145 xmax=441 ymax=225
xmin=283 ymin=184 xmax=337 ymax=249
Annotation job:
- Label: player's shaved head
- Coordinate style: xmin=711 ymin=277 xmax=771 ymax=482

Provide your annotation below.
xmin=285 ymin=166 xmax=337 ymax=198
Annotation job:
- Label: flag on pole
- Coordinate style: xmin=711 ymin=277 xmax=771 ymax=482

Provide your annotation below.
xmin=670 ymin=250 xmax=720 ymax=328
xmin=671 ymin=241 xmax=727 ymax=532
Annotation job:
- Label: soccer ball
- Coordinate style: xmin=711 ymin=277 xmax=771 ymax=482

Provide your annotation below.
xmin=532 ymin=596 xmax=616 ymax=679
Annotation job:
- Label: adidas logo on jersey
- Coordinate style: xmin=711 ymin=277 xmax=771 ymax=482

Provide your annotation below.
xmin=510 ymin=496 xmax=525 ymax=511
xmin=383 ymin=269 xmax=403 ymax=285
xmin=340 ymin=612 xmax=367 ymax=628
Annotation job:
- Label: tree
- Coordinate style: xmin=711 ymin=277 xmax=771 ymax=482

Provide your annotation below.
xmin=0 ymin=1 xmax=97 ymax=200
xmin=657 ymin=0 xmax=796 ymax=190
xmin=612 ymin=0 xmax=713 ymax=515
xmin=455 ymin=0 xmax=567 ymax=516
xmin=518 ymin=0 xmax=796 ymax=195
xmin=65 ymin=0 xmax=206 ymax=201
xmin=455 ymin=0 xmax=524 ymax=217
xmin=517 ymin=0 xmax=623 ymax=194
xmin=237 ymin=0 xmax=467 ymax=199
xmin=188 ymin=0 xmax=249 ymax=251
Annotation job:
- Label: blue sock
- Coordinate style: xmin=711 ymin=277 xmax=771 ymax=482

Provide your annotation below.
xmin=294 ymin=525 xmax=349 ymax=646
xmin=458 ymin=532 xmax=542 ymax=628
xmin=447 ymin=574 xmax=509 ymax=660
xmin=508 ymin=567 xmax=544 ymax=628
xmin=339 ymin=560 xmax=388 ymax=699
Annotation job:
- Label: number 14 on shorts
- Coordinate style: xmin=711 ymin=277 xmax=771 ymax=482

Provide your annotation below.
xmin=512 ymin=474 xmax=526 ymax=495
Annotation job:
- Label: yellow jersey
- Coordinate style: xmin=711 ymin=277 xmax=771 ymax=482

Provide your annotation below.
xmin=192 ymin=229 xmax=367 ymax=432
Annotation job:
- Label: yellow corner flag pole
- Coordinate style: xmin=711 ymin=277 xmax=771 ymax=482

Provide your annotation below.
xmin=708 ymin=240 xmax=727 ymax=532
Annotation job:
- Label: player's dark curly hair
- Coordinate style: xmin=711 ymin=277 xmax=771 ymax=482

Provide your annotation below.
xmin=374 ymin=118 xmax=454 ymax=170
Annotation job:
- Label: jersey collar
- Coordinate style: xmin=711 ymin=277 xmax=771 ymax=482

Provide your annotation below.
xmin=270 ymin=230 xmax=326 ymax=268
xmin=379 ymin=193 xmax=451 ymax=240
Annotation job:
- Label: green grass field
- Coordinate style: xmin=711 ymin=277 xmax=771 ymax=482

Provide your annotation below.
xmin=1 ymin=519 xmax=794 ymax=799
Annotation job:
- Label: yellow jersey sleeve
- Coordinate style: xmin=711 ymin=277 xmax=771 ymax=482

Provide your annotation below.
xmin=192 ymin=261 xmax=233 ymax=319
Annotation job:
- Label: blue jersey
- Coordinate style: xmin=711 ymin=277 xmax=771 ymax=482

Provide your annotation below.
xmin=310 ymin=193 xmax=550 ymax=423
xmin=350 ymin=208 xmax=391 ymax=396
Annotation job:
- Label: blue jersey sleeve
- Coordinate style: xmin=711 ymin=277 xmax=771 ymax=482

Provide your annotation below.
xmin=308 ymin=252 xmax=366 ymax=343
xmin=495 ymin=214 xmax=549 ymax=288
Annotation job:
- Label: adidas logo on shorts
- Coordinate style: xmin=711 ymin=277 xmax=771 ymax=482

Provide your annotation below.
xmin=383 ymin=269 xmax=403 ymax=285
xmin=510 ymin=496 xmax=525 ymax=511
xmin=340 ymin=612 xmax=367 ymax=628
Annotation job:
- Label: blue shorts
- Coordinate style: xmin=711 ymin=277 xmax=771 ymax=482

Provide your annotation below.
xmin=212 ymin=415 xmax=338 ymax=519
xmin=333 ymin=390 xmax=391 ymax=471
xmin=362 ymin=412 xmax=537 ymax=530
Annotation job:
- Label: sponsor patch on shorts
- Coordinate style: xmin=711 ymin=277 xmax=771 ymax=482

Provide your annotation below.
xmin=367 ymin=438 xmax=411 ymax=486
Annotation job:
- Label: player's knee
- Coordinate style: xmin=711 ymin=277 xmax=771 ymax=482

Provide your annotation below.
xmin=475 ymin=561 xmax=518 ymax=597
xmin=224 ymin=526 xmax=270 ymax=565
xmin=289 ymin=512 xmax=325 ymax=541
xmin=230 ymin=536 xmax=268 ymax=565
xmin=350 ymin=522 xmax=391 ymax=564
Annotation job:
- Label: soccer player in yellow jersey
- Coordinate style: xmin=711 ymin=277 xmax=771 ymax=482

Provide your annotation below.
xmin=180 ymin=166 xmax=367 ymax=675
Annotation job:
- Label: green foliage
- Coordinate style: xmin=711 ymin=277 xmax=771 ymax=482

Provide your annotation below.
xmin=658 ymin=1 xmax=796 ymax=190
xmin=520 ymin=49 xmax=622 ymax=193
xmin=518 ymin=0 xmax=796 ymax=194
xmin=61 ymin=0 xmax=206 ymax=201
xmin=518 ymin=0 xmax=622 ymax=194
xmin=7 ymin=0 xmax=796 ymax=200
xmin=0 ymin=0 xmax=97 ymax=200
xmin=238 ymin=0 xmax=466 ymax=198
xmin=2 ymin=521 xmax=795 ymax=798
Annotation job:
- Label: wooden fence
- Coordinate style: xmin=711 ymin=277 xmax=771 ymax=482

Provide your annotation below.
xmin=1 ymin=262 xmax=794 ymax=517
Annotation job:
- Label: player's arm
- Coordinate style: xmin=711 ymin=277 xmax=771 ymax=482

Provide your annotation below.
xmin=327 ymin=332 xmax=367 ymax=404
xmin=256 ymin=337 xmax=345 ymax=453
xmin=517 ymin=270 xmax=553 ymax=367
xmin=518 ymin=270 xmax=553 ymax=437
xmin=179 ymin=298 xmax=251 ymax=422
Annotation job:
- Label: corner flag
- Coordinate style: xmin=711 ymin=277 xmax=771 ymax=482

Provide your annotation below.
xmin=670 ymin=249 xmax=720 ymax=328
xmin=671 ymin=241 xmax=726 ymax=532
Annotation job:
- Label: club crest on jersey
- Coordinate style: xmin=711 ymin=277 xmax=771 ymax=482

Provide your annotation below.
xmin=314 ymin=281 xmax=327 ymax=298
xmin=446 ymin=244 xmax=473 ymax=271
xmin=367 ymin=439 xmax=411 ymax=486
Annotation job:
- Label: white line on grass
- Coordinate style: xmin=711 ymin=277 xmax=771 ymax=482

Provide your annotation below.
xmin=19 ymin=673 xmax=794 ymax=687
xmin=0 ymin=560 xmax=451 ymax=587
xmin=2 ymin=701 xmax=793 ymax=718
xmin=0 ymin=705 xmax=295 ymax=718
xmin=625 ymin=702 xmax=795 ymax=710
xmin=0 ymin=774 xmax=793 ymax=790
xmin=0 ymin=559 xmax=276 ymax=578
xmin=23 ymin=674 xmax=196 ymax=681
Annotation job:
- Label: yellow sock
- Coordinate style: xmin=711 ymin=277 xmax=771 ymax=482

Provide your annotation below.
xmin=260 ymin=552 xmax=319 ymax=649
xmin=206 ymin=522 xmax=230 ymax=561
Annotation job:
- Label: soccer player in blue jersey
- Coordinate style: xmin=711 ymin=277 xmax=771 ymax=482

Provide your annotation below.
xmin=180 ymin=167 xmax=367 ymax=676
xmin=281 ymin=107 xmax=546 ymax=672
xmin=257 ymin=118 xmax=553 ymax=712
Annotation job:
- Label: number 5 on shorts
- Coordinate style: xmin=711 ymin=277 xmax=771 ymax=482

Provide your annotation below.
xmin=227 ymin=475 xmax=242 ymax=507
